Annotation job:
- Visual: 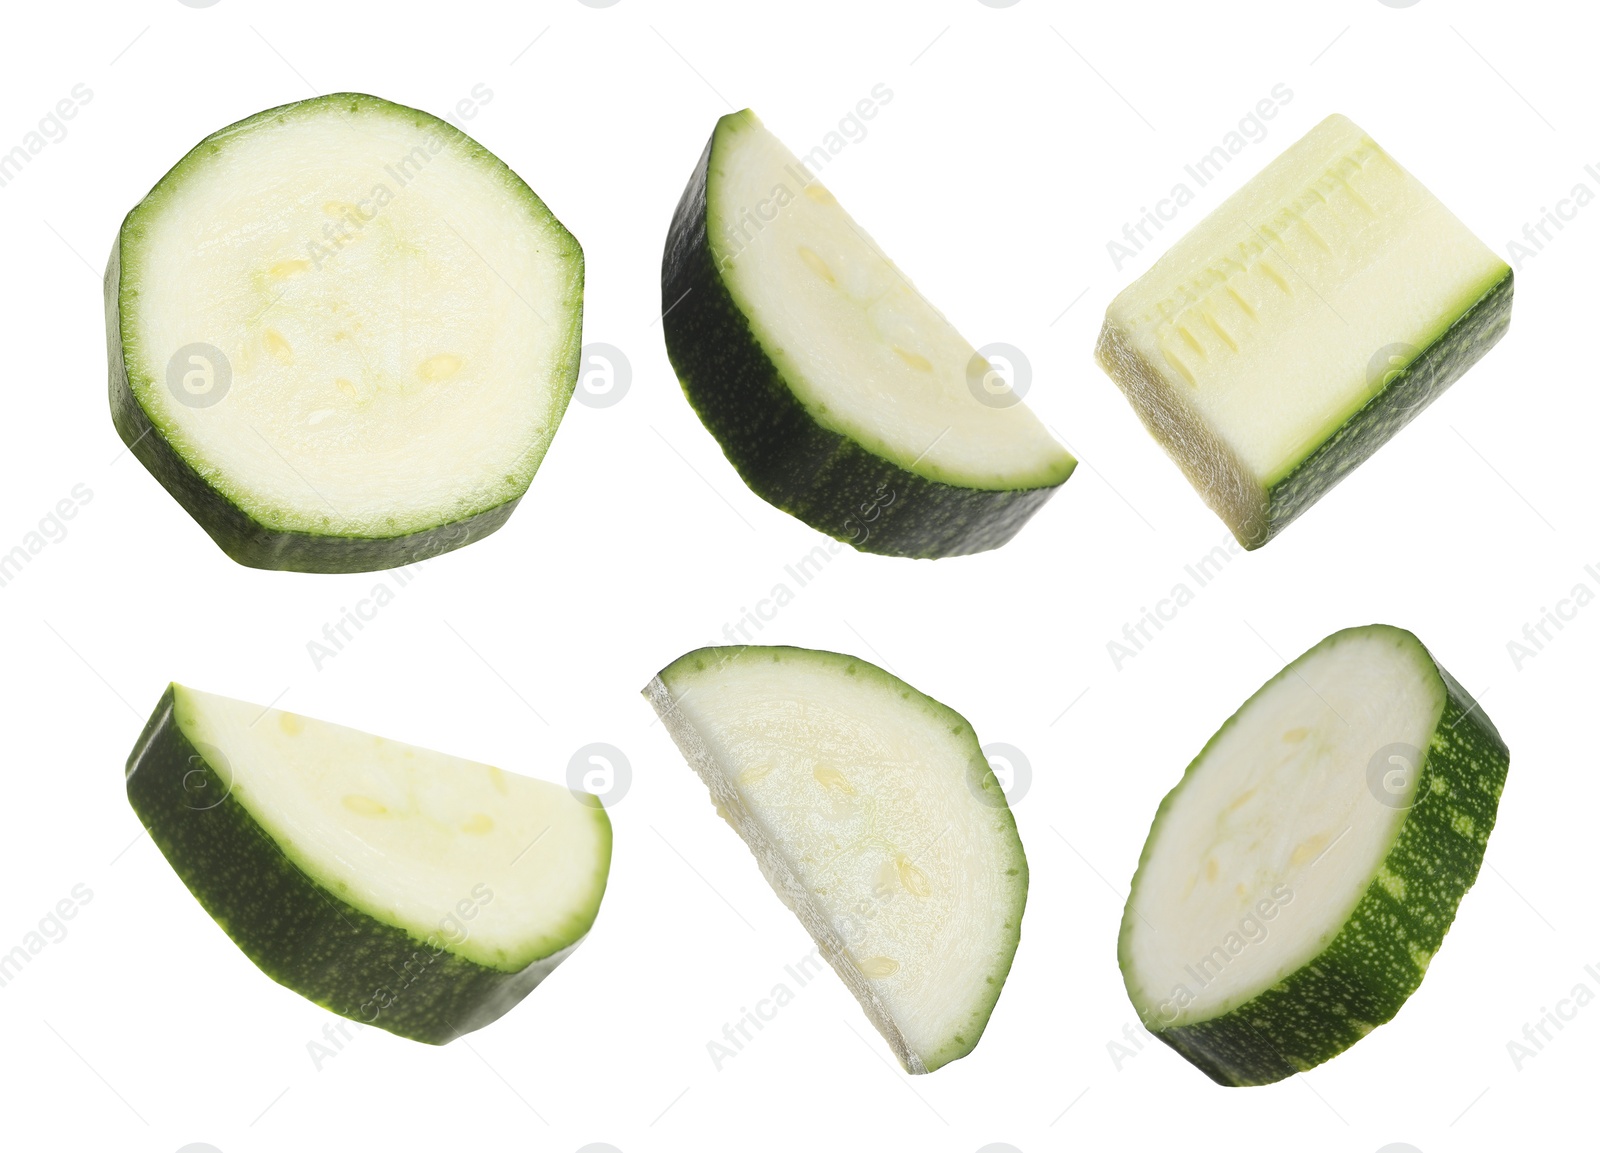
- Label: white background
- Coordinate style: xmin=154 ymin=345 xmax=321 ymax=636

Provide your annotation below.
xmin=0 ymin=1 xmax=1590 ymax=1150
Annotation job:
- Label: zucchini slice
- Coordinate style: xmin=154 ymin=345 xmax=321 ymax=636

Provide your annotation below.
xmin=1120 ymin=625 xmax=1508 ymax=1085
xmin=661 ymin=110 xmax=1075 ymax=558
xmin=644 ymin=646 xmax=1026 ymax=1072
xmin=107 ymin=93 xmax=584 ymax=572
xmin=1096 ymin=114 xmax=1511 ymax=549
xmin=126 ymin=685 xmax=611 ymax=1043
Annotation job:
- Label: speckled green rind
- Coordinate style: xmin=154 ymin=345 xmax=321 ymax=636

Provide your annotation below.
xmin=1253 ymin=270 xmax=1514 ymax=549
xmin=660 ymin=125 xmax=1071 ymax=559
xmin=106 ymin=92 xmax=581 ymax=574
xmin=646 ymin=645 xmax=1026 ymax=1071
xmin=1121 ymin=627 xmax=1508 ymax=1086
xmin=126 ymin=685 xmax=592 ymax=1044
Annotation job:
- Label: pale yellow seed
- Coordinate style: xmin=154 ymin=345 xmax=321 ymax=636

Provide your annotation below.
xmin=263 ymin=329 xmax=293 ymax=364
xmin=461 ymin=813 xmax=494 ymax=835
xmin=803 ymin=183 xmax=837 ymax=205
xmin=813 ymin=765 xmax=855 ymax=794
xmin=277 ymin=712 xmax=303 ymax=736
xmin=856 ymin=956 xmax=900 ymax=978
xmin=1225 ymin=788 xmax=1257 ymax=812
xmin=268 ymin=259 xmax=311 ymax=281
xmin=419 ymin=353 xmax=463 ymax=382
xmin=1289 ymin=833 xmax=1329 ymax=867
xmin=487 ymin=765 xmax=508 ymax=795
xmin=894 ymin=347 xmax=934 ymax=372
xmin=1283 ymin=727 xmax=1310 ymax=742
xmin=335 ymin=378 xmax=358 ymax=398
xmin=797 ymin=246 xmax=836 ymax=284
xmin=1204 ymin=858 xmax=1219 ymax=882
xmin=736 ymin=763 xmax=773 ymax=786
xmin=323 ymin=200 xmax=354 ymax=216
xmin=896 ymin=857 xmax=931 ymax=898
xmin=341 ymin=794 xmax=387 ymax=817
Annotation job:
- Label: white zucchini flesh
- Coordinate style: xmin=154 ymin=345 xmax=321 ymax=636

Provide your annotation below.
xmin=126 ymin=684 xmax=611 ymax=1043
xmin=1097 ymin=114 xmax=1510 ymax=548
xmin=1120 ymin=625 xmax=1508 ymax=1085
xmin=711 ymin=113 xmax=1069 ymax=488
xmin=645 ymin=647 xmax=1026 ymax=1073
xmin=1125 ymin=634 xmax=1438 ymax=1016
xmin=120 ymin=94 xmax=582 ymax=540
xmin=170 ymin=686 xmax=605 ymax=969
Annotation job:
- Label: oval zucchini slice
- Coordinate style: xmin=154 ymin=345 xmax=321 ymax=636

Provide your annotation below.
xmin=1120 ymin=624 xmax=1509 ymax=1084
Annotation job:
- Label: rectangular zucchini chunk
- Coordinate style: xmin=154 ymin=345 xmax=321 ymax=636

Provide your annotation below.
xmin=1096 ymin=114 xmax=1511 ymax=549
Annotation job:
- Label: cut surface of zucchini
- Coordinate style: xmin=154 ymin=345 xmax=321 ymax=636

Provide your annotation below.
xmin=1096 ymin=114 xmax=1510 ymax=548
xmin=127 ymin=684 xmax=610 ymax=1043
xmin=645 ymin=646 xmax=1026 ymax=1071
xmin=107 ymin=93 xmax=584 ymax=571
xmin=1120 ymin=625 xmax=1508 ymax=1084
xmin=663 ymin=110 xmax=1074 ymax=557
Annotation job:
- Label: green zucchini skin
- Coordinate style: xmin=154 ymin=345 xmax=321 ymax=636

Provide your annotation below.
xmin=105 ymin=92 xmax=578 ymax=574
xmin=1253 ymin=270 xmax=1514 ymax=549
xmin=1123 ymin=634 xmax=1509 ymax=1086
xmin=125 ymin=686 xmax=576 ymax=1044
xmin=660 ymin=132 xmax=1069 ymax=559
xmin=105 ymin=245 xmax=518 ymax=572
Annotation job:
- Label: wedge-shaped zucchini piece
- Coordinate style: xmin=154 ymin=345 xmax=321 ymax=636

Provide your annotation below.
xmin=1120 ymin=625 xmax=1508 ymax=1085
xmin=107 ymin=93 xmax=584 ymax=572
xmin=1096 ymin=114 xmax=1511 ymax=548
xmin=662 ymin=110 xmax=1075 ymax=558
xmin=126 ymin=684 xmax=611 ymax=1043
xmin=645 ymin=646 xmax=1026 ymax=1072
